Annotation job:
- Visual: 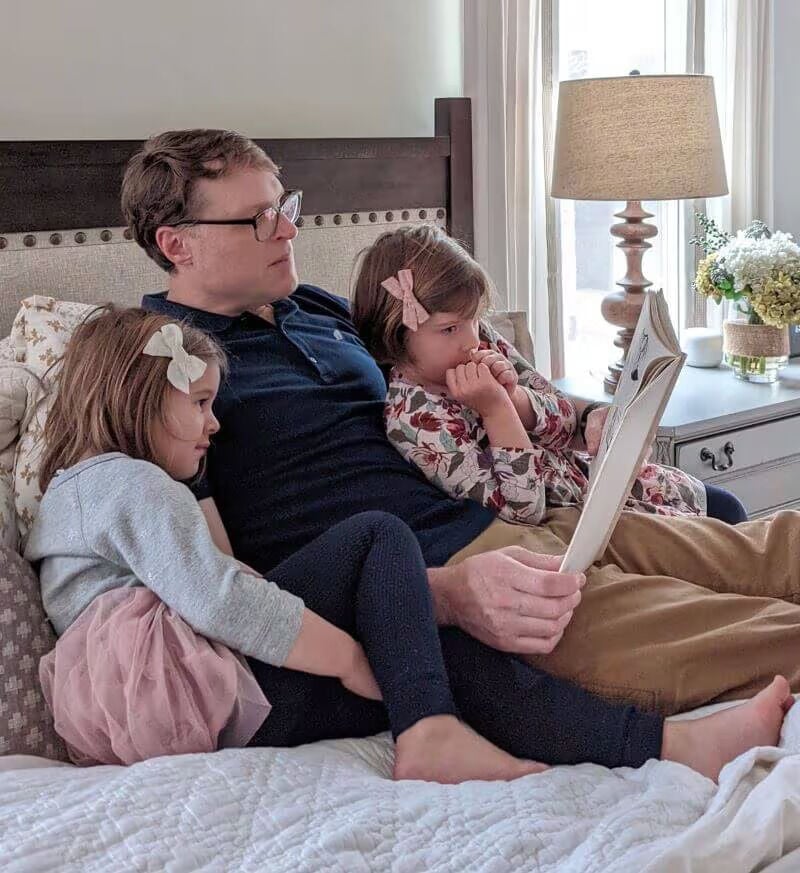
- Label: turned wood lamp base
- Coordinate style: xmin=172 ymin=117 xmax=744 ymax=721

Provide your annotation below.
xmin=600 ymin=200 xmax=658 ymax=394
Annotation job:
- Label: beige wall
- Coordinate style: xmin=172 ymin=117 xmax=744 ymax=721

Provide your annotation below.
xmin=0 ymin=0 xmax=463 ymax=139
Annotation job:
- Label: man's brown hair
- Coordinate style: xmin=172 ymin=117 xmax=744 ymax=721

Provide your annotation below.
xmin=351 ymin=224 xmax=494 ymax=365
xmin=121 ymin=130 xmax=278 ymax=272
xmin=39 ymin=306 xmax=226 ymax=492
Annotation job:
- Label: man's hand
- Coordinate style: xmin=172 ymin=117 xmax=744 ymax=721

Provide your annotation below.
xmin=430 ymin=547 xmax=584 ymax=655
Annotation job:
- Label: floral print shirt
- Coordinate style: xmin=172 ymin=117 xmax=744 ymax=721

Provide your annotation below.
xmin=384 ymin=322 xmax=707 ymax=526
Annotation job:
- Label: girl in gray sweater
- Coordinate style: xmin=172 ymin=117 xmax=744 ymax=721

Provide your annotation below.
xmin=27 ymin=305 xmax=790 ymax=781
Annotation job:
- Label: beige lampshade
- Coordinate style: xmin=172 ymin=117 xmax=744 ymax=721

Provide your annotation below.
xmin=551 ymin=74 xmax=728 ymax=201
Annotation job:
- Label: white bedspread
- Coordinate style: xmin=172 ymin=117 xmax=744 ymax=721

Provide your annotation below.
xmin=3 ymin=707 xmax=800 ymax=872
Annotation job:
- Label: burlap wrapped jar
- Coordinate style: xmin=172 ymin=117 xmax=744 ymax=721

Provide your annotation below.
xmin=722 ymin=320 xmax=789 ymax=383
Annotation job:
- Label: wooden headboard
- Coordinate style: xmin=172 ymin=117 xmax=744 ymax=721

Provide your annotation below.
xmin=0 ymin=98 xmax=473 ymax=250
xmin=0 ymin=98 xmax=475 ymax=339
xmin=0 ymin=97 xmax=536 ymax=377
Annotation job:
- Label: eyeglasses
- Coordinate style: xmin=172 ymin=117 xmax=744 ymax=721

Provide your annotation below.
xmin=169 ymin=189 xmax=303 ymax=242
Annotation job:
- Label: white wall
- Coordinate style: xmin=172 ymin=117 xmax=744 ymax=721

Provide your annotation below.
xmin=0 ymin=0 xmax=463 ymax=139
xmin=774 ymin=0 xmax=800 ymax=236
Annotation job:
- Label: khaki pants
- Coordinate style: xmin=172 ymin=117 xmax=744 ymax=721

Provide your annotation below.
xmin=447 ymin=507 xmax=800 ymax=715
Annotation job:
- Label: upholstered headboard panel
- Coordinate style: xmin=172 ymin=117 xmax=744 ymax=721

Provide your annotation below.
xmin=0 ymin=207 xmax=446 ymax=337
xmin=0 ymin=98 xmax=534 ymax=362
xmin=0 ymin=228 xmax=161 ymax=333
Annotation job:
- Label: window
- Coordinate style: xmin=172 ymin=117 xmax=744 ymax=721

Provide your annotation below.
xmin=557 ymin=0 xmax=693 ymax=377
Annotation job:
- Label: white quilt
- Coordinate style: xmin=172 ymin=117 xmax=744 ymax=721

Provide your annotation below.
xmin=4 ymin=705 xmax=800 ymax=873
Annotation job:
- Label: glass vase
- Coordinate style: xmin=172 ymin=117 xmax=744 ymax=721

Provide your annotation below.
xmin=722 ymin=310 xmax=789 ymax=384
xmin=723 ymin=351 xmax=788 ymax=383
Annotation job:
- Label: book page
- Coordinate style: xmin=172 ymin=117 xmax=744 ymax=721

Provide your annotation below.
xmin=560 ymin=360 xmax=682 ymax=573
xmin=592 ymin=290 xmax=680 ymax=473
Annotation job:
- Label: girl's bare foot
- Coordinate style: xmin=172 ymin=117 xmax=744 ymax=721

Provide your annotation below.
xmin=393 ymin=715 xmax=546 ymax=784
xmin=662 ymin=675 xmax=793 ymax=781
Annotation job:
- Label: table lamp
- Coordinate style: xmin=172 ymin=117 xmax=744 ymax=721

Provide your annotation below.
xmin=550 ymin=73 xmax=728 ymax=393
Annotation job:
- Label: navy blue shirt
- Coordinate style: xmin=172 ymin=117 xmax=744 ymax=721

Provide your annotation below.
xmin=142 ymin=286 xmax=494 ymax=571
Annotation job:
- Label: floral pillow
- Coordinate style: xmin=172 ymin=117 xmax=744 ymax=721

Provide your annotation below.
xmin=10 ymin=295 xmax=96 ymax=371
xmin=0 ymin=365 xmax=44 ymax=552
xmin=8 ymin=297 xmax=96 ymax=545
xmin=0 ymin=336 xmax=16 ymax=364
xmin=0 ymin=544 xmax=68 ymax=759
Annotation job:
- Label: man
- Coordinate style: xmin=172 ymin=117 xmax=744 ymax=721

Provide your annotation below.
xmin=128 ymin=129 xmax=800 ymax=715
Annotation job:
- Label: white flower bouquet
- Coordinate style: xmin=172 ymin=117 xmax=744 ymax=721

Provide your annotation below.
xmin=691 ymin=215 xmax=800 ymax=328
xmin=691 ymin=215 xmax=799 ymax=381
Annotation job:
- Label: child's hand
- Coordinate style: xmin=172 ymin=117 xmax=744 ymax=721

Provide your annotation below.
xmin=583 ymin=406 xmax=610 ymax=457
xmin=340 ymin=642 xmax=382 ymax=701
xmin=446 ymin=362 xmax=511 ymax=418
xmin=470 ymin=348 xmax=519 ymax=396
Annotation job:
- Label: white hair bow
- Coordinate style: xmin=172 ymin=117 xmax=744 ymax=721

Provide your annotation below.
xmin=142 ymin=323 xmax=207 ymax=394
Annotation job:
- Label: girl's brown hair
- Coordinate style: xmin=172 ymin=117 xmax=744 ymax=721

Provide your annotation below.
xmin=39 ymin=306 xmax=226 ymax=492
xmin=351 ymin=225 xmax=494 ymax=365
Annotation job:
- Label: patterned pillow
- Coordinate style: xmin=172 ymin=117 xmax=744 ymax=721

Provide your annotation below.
xmin=0 ymin=336 xmax=15 ymax=363
xmin=0 ymin=365 xmax=45 ymax=552
xmin=0 ymin=476 xmax=17 ymax=555
xmin=12 ymin=388 xmax=50 ymax=546
xmin=0 ymin=545 xmax=68 ymax=759
xmin=10 ymin=295 xmax=96 ymax=371
xmin=8 ymin=296 xmax=96 ymax=545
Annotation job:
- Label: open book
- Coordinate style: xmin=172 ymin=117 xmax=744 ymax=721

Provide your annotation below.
xmin=560 ymin=289 xmax=686 ymax=573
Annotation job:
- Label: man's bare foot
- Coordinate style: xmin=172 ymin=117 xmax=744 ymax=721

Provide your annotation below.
xmin=393 ymin=715 xmax=546 ymax=784
xmin=662 ymin=675 xmax=793 ymax=781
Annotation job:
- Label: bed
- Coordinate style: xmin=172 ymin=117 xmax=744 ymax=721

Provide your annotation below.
xmin=2 ymin=98 xmax=800 ymax=872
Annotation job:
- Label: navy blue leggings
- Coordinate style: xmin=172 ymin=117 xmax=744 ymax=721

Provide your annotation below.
xmin=247 ymin=511 xmax=663 ymax=768
xmin=705 ymin=483 xmax=748 ymax=524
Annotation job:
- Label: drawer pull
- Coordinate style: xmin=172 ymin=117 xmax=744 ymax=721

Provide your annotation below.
xmin=700 ymin=441 xmax=735 ymax=472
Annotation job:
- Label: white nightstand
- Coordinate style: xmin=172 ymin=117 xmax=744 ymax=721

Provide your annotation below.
xmin=555 ymin=363 xmax=800 ymax=518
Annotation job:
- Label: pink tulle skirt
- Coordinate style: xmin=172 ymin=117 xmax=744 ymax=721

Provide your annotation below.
xmin=39 ymin=587 xmax=270 ymax=766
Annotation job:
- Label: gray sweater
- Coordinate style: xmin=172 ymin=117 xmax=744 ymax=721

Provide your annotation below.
xmin=25 ymin=453 xmax=304 ymax=666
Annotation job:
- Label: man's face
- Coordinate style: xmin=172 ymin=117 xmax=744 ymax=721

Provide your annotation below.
xmin=179 ymin=167 xmax=299 ymax=310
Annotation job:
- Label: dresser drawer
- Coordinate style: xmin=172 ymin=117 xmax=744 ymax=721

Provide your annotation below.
xmin=717 ymin=457 xmax=800 ymax=517
xmin=675 ymin=415 xmax=800 ymax=481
